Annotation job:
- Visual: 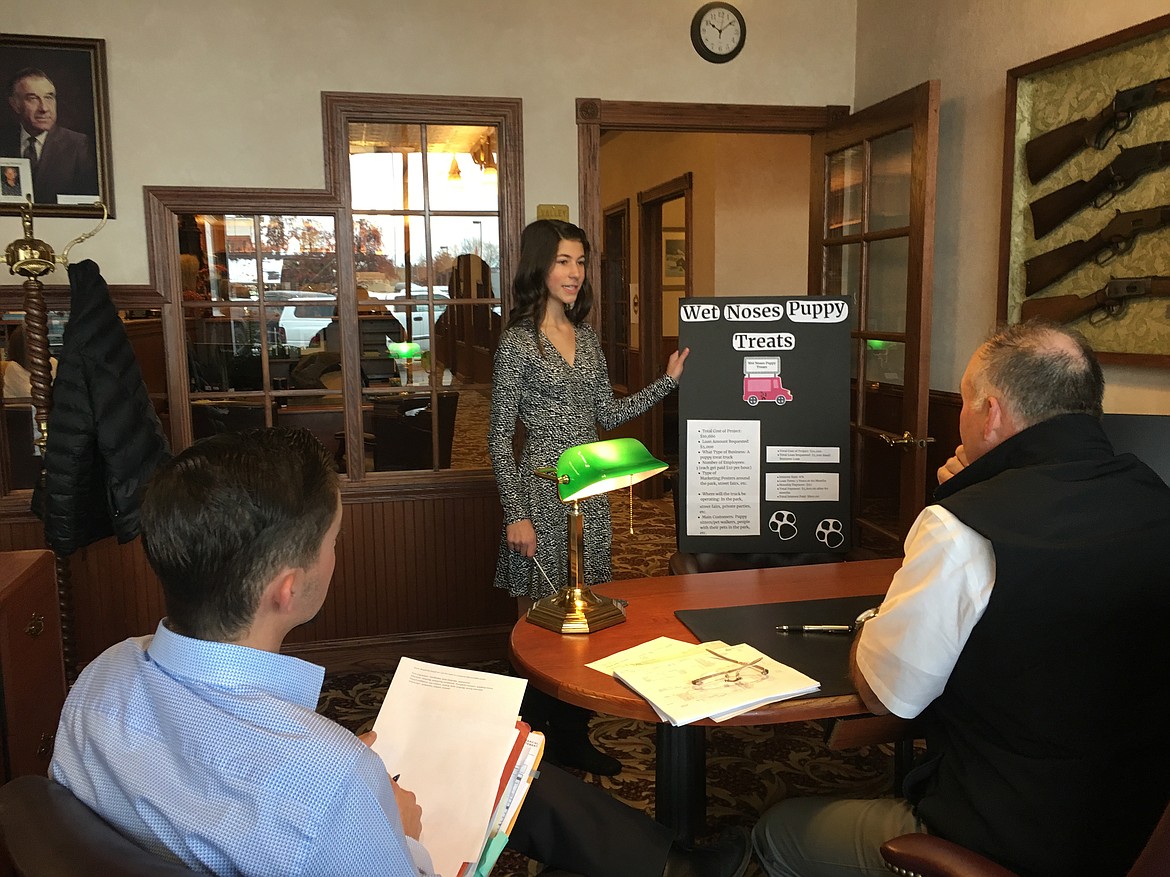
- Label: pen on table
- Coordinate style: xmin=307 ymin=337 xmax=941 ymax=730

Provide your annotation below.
xmin=775 ymin=624 xmax=854 ymax=634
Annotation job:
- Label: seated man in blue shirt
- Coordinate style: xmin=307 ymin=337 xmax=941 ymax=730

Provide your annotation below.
xmin=50 ymin=427 xmax=749 ymax=877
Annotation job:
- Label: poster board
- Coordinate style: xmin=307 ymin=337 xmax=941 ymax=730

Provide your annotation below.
xmin=676 ymin=297 xmax=851 ymax=555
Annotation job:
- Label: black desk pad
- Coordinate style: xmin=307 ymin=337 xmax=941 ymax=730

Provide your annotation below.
xmin=675 ymin=595 xmax=883 ymax=699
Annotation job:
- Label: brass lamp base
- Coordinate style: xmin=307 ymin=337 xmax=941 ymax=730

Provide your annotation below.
xmin=526 ymin=585 xmax=627 ymax=634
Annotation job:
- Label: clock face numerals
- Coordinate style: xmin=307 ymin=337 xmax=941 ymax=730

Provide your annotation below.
xmin=691 ymin=3 xmax=745 ymax=63
xmin=700 ymin=9 xmax=741 ymax=54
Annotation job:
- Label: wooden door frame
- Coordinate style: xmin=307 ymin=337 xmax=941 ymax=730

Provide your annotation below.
xmin=601 ymin=198 xmax=632 ymax=392
xmin=576 ymin=99 xmax=850 ymax=490
xmin=809 ymin=81 xmax=940 ymax=545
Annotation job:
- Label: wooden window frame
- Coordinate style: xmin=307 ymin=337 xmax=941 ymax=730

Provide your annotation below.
xmin=143 ymin=93 xmax=523 ymax=494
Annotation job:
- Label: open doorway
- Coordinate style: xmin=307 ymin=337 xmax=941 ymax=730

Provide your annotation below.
xmin=577 ymin=88 xmax=939 ymax=545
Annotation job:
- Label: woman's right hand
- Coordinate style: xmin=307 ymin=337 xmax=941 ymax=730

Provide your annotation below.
xmin=507 ymin=519 xmax=537 ymax=557
xmin=666 ymin=347 xmax=690 ymax=382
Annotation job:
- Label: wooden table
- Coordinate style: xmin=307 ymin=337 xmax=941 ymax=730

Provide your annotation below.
xmin=509 ymin=557 xmax=902 ymax=841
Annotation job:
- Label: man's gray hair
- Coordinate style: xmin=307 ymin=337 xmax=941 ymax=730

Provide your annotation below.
xmin=974 ymin=319 xmax=1103 ymax=427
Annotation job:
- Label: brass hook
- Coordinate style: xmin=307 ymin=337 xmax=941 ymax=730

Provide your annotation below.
xmin=59 ymin=200 xmax=109 ymax=266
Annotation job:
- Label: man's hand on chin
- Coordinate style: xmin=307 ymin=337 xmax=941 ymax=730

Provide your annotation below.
xmin=937 ymin=444 xmax=970 ymax=486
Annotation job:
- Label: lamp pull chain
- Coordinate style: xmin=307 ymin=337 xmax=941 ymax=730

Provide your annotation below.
xmin=531 ymin=555 xmax=558 ymax=592
xmin=628 ymin=480 xmax=634 ymax=535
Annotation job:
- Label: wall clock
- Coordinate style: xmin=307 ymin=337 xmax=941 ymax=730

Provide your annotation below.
xmin=691 ymin=2 xmax=746 ymax=64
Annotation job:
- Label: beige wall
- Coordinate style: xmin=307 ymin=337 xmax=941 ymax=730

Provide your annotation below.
xmin=9 ymin=1 xmax=1167 ymax=412
xmin=600 ymin=132 xmax=811 ymax=338
xmin=3 ymin=0 xmax=857 ymax=288
xmin=854 ymin=0 xmax=1170 ymax=410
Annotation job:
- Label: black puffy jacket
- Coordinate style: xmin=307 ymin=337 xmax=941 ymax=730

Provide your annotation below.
xmin=33 ymin=260 xmax=170 ymax=555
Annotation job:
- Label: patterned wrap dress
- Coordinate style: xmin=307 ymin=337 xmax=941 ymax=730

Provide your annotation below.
xmin=489 ymin=320 xmax=676 ymax=599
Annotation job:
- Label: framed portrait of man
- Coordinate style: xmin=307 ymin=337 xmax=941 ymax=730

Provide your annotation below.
xmin=0 ymin=156 xmax=31 ymax=202
xmin=0 ymin=33 xmax=113 ymax=218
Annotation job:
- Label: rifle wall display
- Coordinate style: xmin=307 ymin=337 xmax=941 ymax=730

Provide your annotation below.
xmin=999 ymin=13 xmax=1170 ymax=367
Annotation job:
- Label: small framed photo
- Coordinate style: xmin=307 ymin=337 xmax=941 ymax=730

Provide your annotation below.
xmin=0 ymin=33 xmax=113 ymax=217
xmin=662 ymin=227 xmax=687 ymax=286
xmin=0 ymin=156 xmax=31 ymax=203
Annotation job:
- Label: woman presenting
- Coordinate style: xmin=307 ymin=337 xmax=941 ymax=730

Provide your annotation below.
xmin=489 ymin=219 xmax=687 ymax=774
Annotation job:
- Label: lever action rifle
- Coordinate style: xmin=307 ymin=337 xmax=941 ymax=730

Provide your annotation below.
xmin=1029 ymin=140 xmax=1170 ymax=238
xmin=1024 ymin=76 xmax=1170 ymax=185
xmin=1023 ymin=205 xmax=1170 ymax=296
xmin=1021 ymin=275 xmax=1170 ymax=324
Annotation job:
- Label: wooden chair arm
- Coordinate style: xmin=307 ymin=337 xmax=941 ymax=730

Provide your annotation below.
xmin=880 ymin=833 xmax=1017 ymax=877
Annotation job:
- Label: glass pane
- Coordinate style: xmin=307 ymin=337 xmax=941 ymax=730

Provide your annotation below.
xmin=274 ymin=297 xmax=335 ymax=353
xmin=432 ymin=216 xmax=501 ymax=297
xmin=349 ymin=123 xmax=421 ymax=211
xmin=349 ymin=123 xmax=499 ymax=213
xmin=187 ymin=306 xmax=265 ymax=391
xmin=431 ymin=301 xmax=501 ymax=385
xmin=862 ymin=338 xmax=905 ymax=390
xmin=223 ymin=215 xmax=260 ymax=299
xmin=869 ymin=128 xmax=913 ymax=233
xmin=825 ymin=145 xmax=864 ymax=239
xmin=427 ymin=125 xmax=499 ymax=213
xmin=857 ymin=432 xmax=901 ymax=554
xmin=354 ymin=214 xmax=416 ymax=296
xmin=822 ymin=241 xmax=861 ymax=300
xmin=368 ymin=389 xmax=459 ymax=472
xmin=450 ymin=387 xmax=492 ymax=470
xmin=191 ymin=399 xmax=273 ymax=438
xmin=865 ymin=237 xmax=909 ymax=333
xmin=259 ymin=215 xmax=338 ymax=294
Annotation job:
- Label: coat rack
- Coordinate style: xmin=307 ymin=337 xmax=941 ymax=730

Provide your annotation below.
xmin=4 ymin=197 xmax=107 ymax=681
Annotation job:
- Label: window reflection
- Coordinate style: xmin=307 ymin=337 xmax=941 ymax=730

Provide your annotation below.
xmin=826 ymin=145 xmax=864 ymax=239
xmin=172 ymin=124 xmax=509 ymax=475
xmin=348 ymin=120 xmax=503 ymax=474
xmin=181 ymin=214 xmax=339 ymax=399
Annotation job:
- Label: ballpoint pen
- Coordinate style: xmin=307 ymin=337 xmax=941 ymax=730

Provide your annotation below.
xmin=775 ymin=624 xmax=854 ymax=634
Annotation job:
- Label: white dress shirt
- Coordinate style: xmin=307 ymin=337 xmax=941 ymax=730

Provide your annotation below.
xmin=854 ymin=505 xmax=996 ymax=719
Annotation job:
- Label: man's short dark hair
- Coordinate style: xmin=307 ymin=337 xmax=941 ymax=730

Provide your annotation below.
xmin=978 ymin=319 xmax=1104 ymax=426
xmin=141 ymin=427 xmax=339 ymax=641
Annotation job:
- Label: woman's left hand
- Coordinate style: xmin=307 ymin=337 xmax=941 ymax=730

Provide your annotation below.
xmin=666 ymin=347 xmax=690 ymax=382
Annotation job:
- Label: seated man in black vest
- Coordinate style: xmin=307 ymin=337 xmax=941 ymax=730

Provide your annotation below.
xmin=51 ymin=427 xmax=749 ymax=877
xmin=753 ymin=320 xmax=1170 ymax=877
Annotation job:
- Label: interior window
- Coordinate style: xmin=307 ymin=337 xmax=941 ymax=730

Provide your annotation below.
xmin=348 ymin=122 xmax=502 ymax=474
xmin=153 ymin=93 xmax=522 ymax=484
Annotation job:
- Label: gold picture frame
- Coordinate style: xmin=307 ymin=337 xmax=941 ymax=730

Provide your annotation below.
xmin=662 ymin=227 xmax=687 ymax=288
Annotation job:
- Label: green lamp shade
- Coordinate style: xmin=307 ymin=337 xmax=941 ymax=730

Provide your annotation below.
xmin=556 ymin=438 xmax=667 ymax=503
xmin=386 ymin=341 xmax=422 ymax=359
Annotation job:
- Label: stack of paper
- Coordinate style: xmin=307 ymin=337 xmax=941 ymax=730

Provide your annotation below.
xmin=370 ymin=658 xmax=543 ymax=877
xmin=589 ymin=637 xmax=820 ymax=726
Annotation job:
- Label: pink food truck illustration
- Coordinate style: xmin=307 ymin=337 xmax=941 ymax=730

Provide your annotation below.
xmin=743 ymin=356 xmax=793 ymax=406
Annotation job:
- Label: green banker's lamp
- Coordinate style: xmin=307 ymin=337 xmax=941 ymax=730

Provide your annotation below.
xmin=385 ymin=341 xmax=422 ymax=359
xmin=527 ymin=438 xmax=668 ymax=634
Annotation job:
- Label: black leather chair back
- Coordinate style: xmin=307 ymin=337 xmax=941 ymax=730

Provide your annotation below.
xmin=0 ymin=775 xmax=198 ymax=876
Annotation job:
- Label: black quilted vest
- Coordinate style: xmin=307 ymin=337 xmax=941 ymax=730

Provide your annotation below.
xmin=911 ymin=414 xmax=1170 ymax=876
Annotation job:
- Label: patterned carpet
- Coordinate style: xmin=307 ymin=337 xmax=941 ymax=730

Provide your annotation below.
xmin=317 ymin=488 xmax=900 ymax=876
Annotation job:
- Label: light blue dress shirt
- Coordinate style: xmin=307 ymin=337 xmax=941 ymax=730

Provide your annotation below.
xmin=51 ymin=621 xmax=433 ymax=876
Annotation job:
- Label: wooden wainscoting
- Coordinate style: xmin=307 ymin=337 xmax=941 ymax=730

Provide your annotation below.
xmin=0 ymin=478 xmax=514 ymax=675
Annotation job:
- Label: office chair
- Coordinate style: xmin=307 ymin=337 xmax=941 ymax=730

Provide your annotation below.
xmin=0 ymin=775 xmax=198 ymax=876
xmin=879 ymin=797 xmax=1170 ymax=877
